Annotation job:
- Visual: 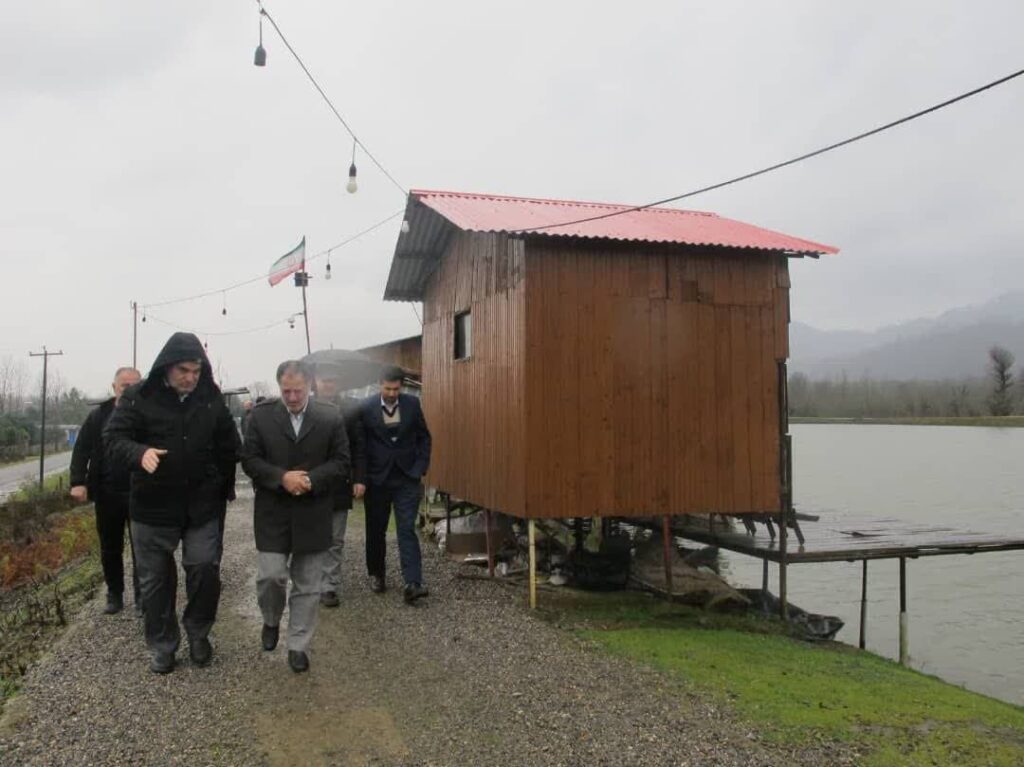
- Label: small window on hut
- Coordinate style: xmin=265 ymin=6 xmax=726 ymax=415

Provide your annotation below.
xmin=454 ymin=310 xmax=472 ymax=360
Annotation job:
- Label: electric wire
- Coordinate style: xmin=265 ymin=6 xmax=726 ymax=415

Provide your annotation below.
xmin=141 ymin=209 xmax=403 ymax=310
xmin=515 ymin=66 xmax=1024 ymax=233
xmin=143 ymin=311 xmax=298 ymax=339
xmin=257 ymin=2 xmax=406 ymax=197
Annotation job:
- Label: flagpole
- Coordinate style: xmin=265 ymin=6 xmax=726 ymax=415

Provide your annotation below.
xmin=301 ymin=275 xmax=311 ymax=355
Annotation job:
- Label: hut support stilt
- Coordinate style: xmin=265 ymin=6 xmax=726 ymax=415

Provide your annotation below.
xmin=899 ymin=557 xmax=909 ymax=665
xmin=528 ymin=519 xmax=537 ymax=609
xmin=485 ymin=508 xmax=495 ymax=578
xmin=662 ymin=515 xmax=674 ymax=595
xmin=761 ymin=558 xmax=769 ymax=595
xmin=859 ymin=559 xmax=868 ymax=649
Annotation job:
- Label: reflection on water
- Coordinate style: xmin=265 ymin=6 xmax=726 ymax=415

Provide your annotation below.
xmin=719 ymin=424 xmax=1024 ymax=706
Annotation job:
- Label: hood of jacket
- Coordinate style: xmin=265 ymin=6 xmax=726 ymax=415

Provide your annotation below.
xmin=140 ymin=332 xmax=219 ymax=397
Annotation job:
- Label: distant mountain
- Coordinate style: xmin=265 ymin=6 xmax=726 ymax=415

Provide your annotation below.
xmin=791 ymin=292 xmax=1024 ymax=380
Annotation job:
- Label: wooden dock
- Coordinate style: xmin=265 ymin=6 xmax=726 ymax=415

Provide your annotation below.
xmin=670 ymin=511 xmax=1024 ymax=662
xmin=671 ymin=513 xmax=1024 ymax=563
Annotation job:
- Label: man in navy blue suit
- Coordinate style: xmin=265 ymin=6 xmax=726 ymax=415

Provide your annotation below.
xmin=354 ymin=366 xmax=432 ymax=604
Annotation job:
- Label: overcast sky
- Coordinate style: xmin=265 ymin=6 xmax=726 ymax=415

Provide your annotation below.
xmin=2 ymin=1 xmax=1022 ymax=396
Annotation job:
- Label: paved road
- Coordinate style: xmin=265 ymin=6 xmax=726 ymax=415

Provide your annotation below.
xmin=0 ymin=451 xmax=72 ymax=499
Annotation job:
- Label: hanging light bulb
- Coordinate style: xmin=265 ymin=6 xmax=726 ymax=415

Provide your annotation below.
xmin=254 ymin=11 xmax=267 ymax=67
xmin=141 ymin=310 xmax=147 ymax=323
xmin=325 ymin=250 xmax=333 ymax=280
xmin=221 ymin=292 xmax=227 ymax=316
xmin=288 ymin=315 xmax=296 ymax=329
xmin=346 ymin=141 xmax=358 ymax=193
xmin=401 ymin=219 xmax=411 ymax=234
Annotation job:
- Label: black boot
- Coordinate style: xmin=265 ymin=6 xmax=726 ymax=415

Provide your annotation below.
xmin=103 ymin=592 xmax=124 ymax=615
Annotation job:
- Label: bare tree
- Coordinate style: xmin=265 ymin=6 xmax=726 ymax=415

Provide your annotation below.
xmin=987 ymin=345 xmax=1015 ymax=416
xmin=0 ymin=355 xmax=29 ymax=414
xmin=247 ymin=380 xmax=272 ymax=400
xmin=948 ymin=383 xmax=970 ymax=416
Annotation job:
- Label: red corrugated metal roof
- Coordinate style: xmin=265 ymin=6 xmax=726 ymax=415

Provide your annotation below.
xmin=410 ymin=189 xmax=839 ymax=255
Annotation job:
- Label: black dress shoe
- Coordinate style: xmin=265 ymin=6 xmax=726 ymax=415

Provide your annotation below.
xmin=320 ymin=590 xmax=340 ymax=608
xmin=261 ymin=624 xmax=279 ymax=652
xmin=189 ymin=637 xmax=213 ymax=667
xmin=369 ymin=576 xmax=386 ymax=594
xmin=288 ymin=650 xmax=309 ymax=673
xmin=403 ymin=582 xmax=429 ymax=604
xmin=150 ymin=652 xmax=175 ymax=674
xmin=103 ymin=592 xmax=124 ymax=615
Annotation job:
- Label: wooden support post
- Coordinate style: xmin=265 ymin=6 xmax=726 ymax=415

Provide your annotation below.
xmin=662 ymin=515 xmax=674 ymax=595
xmin=761 ymin=558 xmax=769 ymax=595
xmin=528 ymin=519 xmax=537 ymax=609
xmin=899 ymin=557 xmax=909 ymax=665
xmin=484 ymin=508 xmax=495 ymax=578
xmin=859 ymin=560 xmax=868 ymax=650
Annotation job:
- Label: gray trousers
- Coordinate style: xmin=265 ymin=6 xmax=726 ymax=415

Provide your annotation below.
xmin=257 ymin=551 xmax=326 ymax=653
xmin=131 ymin=518 xmax=220 ymax=656
xmin=321 ymin=509 xmax=349 ymax=593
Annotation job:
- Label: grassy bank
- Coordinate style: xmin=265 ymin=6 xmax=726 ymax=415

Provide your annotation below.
xmin=790 ymin=416 xmax=1024 ymax=427
xmin=541 ymin=590 xmax=1024 ymax=767
xmin=1 ymin=476 xmax=102 ymax=705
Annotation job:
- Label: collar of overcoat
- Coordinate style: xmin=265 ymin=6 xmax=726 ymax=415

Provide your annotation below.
xmin=273 ymin=399 xmax=318 ymax=444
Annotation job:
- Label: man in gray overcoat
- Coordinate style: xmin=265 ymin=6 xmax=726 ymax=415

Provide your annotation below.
xmin=241 ymin=360 xmax=349 ymax=673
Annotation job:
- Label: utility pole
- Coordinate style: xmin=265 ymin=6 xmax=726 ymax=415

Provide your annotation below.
xmin=29 ymin=346 xmax=64 ymax=490
xmin=131 ymin=301 xmax=139 ymax=368
xmin=294 ymin=271 xmax=312 ymax=354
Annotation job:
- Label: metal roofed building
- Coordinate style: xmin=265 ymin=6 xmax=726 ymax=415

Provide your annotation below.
xmin=384 ymin=189 xmax=837 ymax=522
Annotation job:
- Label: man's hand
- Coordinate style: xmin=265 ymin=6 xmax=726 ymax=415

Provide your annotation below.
xmin=353 ymin=483 xmax=366 ymax=499
xmin=141 ymin=448 xmax=168 ymax=474
xmin=69 ymin=485 xmax=88 ymax=503
xmin=282 ymin=471 xmax=311 ymax=496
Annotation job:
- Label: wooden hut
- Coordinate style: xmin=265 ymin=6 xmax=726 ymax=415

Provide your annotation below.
xmin=384 ymin=190 xmax=837 ymax=524
xmin=357 ymin=334 xmax=423 ymax=379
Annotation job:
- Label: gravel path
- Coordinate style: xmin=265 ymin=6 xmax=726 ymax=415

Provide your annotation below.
xmin=0 ymin=491 xmax=855 ymax=766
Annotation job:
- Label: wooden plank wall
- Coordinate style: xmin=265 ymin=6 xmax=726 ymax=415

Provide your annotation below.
xmin=421 ymin=231 xmax=527 ymax=517
xmin=357 ymin=336 xmax=423 ymax=376
xmin=523 ymin=240 xmax=790 ymax=519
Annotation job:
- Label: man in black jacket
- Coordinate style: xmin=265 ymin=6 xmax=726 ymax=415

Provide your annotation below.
xmin=104 ymin=333 xmax=239 ymax=674
xmin=69 ymin=366 xmax=141 ymax=615
xmin=355 ymin=366 xmax=431 ymax=604
xmin=242 ymin=360 xmax=349 ymax=673
xmin=312 ymin=370 xmax=366 ymax=608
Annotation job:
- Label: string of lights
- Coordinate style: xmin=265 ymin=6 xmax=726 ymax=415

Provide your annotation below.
xmin=140 ymin=209 xmax=404 ymax=311
xmin=514 ymin=65 xmax=1024 ymax=233
xmin=255 ymin=2 xmax=406 ymax=197
xmin=144 ymin=311 xmax=301 ymax=340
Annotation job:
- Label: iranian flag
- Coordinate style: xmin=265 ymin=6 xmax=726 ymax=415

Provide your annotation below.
xmin=267 ymin=237 xmax=306 ymax=286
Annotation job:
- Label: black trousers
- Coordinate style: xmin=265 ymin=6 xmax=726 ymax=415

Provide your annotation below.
xmin=94 ymin=492 xmax=139 ymax=599
xmin=131 ymin=518 xmax=220 ymax=655
xmin=364 ymin=471 xmax=423 ymax=585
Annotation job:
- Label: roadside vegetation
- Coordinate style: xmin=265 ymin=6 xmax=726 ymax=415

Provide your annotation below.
xmin=789 ymin=345 xmax=1024 ymax=421
xmin=790 ymin=415 xmax=1024 ymax=427
xmin=0 ymin=473 xmax=101 ymax=704
xmin=541 ymin=589 xmax=1024 ymax=767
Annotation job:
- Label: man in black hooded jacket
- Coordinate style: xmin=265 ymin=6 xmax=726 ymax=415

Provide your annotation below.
xmin=104 ymin=333 xmax=239 ymax=674
xmin=69 ymin=365 xmax=141 ymax=615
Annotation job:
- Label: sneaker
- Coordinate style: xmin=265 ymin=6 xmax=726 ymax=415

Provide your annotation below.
xmin=403 ymin=582 xmax=429 ymax=604
xmin=189 ymin=637 xmax=213 ymax=667
xmin=320 ymin=590 xmax=340 ymax=608
xmin=103 ymin=592 xmax=124 ymax=615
